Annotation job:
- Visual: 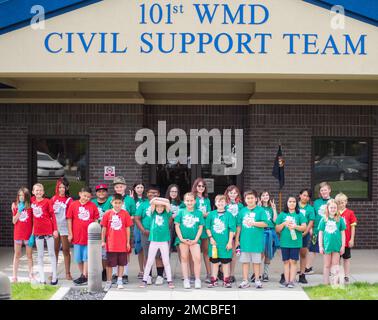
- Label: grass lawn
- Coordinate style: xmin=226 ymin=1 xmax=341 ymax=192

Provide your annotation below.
xmin=40 ymin=179 xmax=85 ymax=198
xmin=304 ymin=282 xmax=378 ymax=300
xmin=11 ymin=282 xmax=59 ymax=300
xmin=314 ymin=180 xmax=368 ymax=199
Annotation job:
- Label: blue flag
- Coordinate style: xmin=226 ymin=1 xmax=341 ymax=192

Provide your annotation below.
xmin=272 ymin=145 xmax=285 ymax=189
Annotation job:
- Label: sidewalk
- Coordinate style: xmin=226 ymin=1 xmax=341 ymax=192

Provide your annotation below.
xmin=1 ymin=247 xmax=377 ymax=300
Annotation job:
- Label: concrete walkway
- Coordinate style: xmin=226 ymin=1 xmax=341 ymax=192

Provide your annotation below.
xmin=1 ymin=247 xmax=377 ymax=300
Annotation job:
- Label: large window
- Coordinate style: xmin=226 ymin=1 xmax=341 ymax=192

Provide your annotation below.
xmin=30 ymin=136 xmax=89 ymax=199
xmin=312 ymin=137 xmax=371 ymax=200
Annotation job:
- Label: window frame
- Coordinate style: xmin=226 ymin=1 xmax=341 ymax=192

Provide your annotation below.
xmin=311 ymin=136 xmax=372 ymax=201
xmin=28 ymin=135 xmax=90 ymax=194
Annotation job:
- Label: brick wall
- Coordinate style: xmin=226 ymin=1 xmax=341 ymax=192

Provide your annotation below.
xmin=0 ymin=104 xmax=377 ymax=248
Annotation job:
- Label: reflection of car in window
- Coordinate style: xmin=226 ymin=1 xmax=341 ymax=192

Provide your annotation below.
xmin=314 ymin=156 xmax=368 ymax=183
xmin=37 ymin=151 xmax=65 ymax=178
xmin=76 ymin=155 xmax=86 ymax=181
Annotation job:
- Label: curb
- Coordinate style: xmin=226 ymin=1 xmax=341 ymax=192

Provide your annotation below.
xmin=50 ymin=286 xmax=70 ymax=300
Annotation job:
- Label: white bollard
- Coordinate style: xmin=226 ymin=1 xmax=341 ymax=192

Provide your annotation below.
xmin=88 ymin=222 xmax=102 ymax=293
xmin=0 ymin=272 xmax=11 ymax=300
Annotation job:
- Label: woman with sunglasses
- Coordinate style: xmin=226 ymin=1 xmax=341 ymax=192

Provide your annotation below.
xmin=191 ymin=178 xmax=212 ymax=283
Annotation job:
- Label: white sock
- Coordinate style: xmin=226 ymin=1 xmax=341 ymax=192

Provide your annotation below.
xmin=124 ymin=264 xmax=128 ymax=276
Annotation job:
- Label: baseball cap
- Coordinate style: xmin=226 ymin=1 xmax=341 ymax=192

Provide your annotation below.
xmin=113 ymin=176 xmax=127 ymax=186
xmin=95 ymin=184 xmax=108 ymax=192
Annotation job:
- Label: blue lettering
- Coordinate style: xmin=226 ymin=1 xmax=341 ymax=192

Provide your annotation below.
xmin=180 ymin=33 xmax=195 ymax=53
xmin=44 ymin=32 xmax=62 ymax=53
xmin=283 ymin=33 xmax=300 ymax=54
xmin=303 ymin=34 xmax=319 ymax=54
xmin=158 ymin=32 xmax=175 ymax=54
xmin=140 ymin=32 xmax=153 ymax=53
xmin=99 ymin=32 xmax=107 ymax=53
xmin=111 ymin=33 xmax=127 ymax=53
xmin=345 ymin=34 xmax=366 ymax=55
xmin=236 ymin=33 xmax=253 ymax=54
xmin=193 ymin=4 xmax=219 ymax=24
xmin=214 ymin=33 xmax=233 ymax=54
xmin=77 ymin=32 xmax=96 ymax=53
xmin=321 ymin=35 xmax=340 ymax=55
xmin=66 ymin=32 xmax=74 ymax=53
xmin=249 ymin=4 xmax=269 ymax=24
xmin=198 ymin=33 xmax=213 ymax=53
xmin=222 ymin=4 xmax=244 ymax=25
xmin=255 ymin=33 xmax=272 ymax=54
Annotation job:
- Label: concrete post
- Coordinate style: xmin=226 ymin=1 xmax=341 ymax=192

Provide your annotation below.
xmin=0 ymin=272 xmax=11 ymax=300
xmin=88 ymin=222 xmax=102 ymax=293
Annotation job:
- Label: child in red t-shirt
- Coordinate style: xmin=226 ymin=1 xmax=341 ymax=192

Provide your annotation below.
xmin=12 ymin=187 xmax=33 ymax=283
xmin=335 ymin=193 xmax=357 ymax=283
xmin=101 ymin=193 xmax=133 ymax=291
xmin=67 ymin=186 xmax=99 ymax=286
xmin=31 ymin=183 xmax=59 ymax=285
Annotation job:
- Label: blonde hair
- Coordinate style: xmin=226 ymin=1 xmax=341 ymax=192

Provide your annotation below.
xmin=215 ymin=194 xmax=227 ymax=202
xmin=319 ymin=182 xmax=331 ymax=191
xmin=325 ymin=199 xmax=340 ymax=222
xmin=32 ymin=183 xmax=44 ymax=191
xmin=335 ymin=192 xmax=348 ymax=204
xmin=183 ymin=192 xmax=195 ymax=201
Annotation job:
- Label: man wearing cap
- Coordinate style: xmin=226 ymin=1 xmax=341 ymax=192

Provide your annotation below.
xmin=92 ymin=183 xmax=112 ymax=281
xmin=109 ymin=176 xmax=136 ymax=284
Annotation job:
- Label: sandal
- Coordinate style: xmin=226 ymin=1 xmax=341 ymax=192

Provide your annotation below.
xmin=137 ymin=272 xmax=144 ymax=279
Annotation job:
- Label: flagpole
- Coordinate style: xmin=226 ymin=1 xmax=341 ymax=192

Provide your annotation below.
xmin=279 ymin=190 xmax=282 ymax=212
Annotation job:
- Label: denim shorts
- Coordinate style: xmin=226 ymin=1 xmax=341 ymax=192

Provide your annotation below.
xmin=302 ymin=233 xmax=311 ymax=248
xmin=308 ymin=234 xmax=320 ymax=253
xmin=74 ymin=244 xmax=88 ymax=263
xmin=281 ymin=247 xmax=300 ymax=261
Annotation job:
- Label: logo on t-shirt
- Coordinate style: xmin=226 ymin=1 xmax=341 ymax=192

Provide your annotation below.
xmin=145 ymin=206 xmax=151 ymax=217
xmin=19 ymin=210 xmax=28 ymax=222
xmin=265 ymin=209 xmax=272 ymax=221
xmin=318 ymin=204 xmax=326 ymax=218
xmin=325 ymin=220 xmax=337 ymax=234
xmin=31 ymin=204 xmax=43 ymax=218
xmin=242 ymin=212 xmax=255 ymax=228
xmin=285 ymin=216 xmax=297 ymax=226
xmin=155 ymin=215 xmax=164 ymax=227
xmin=182 ymin=214 xmax=199 ymax=228
xmin=136 ymin=202 xmax=141 ymax=210
xmin=228 ymin=204 xmax=238 ymax=217
xmin=213 ymin=218 xmax=226 ymax=234
xmin=78 ymin=206 xmax=90 ymax=221
xmin=53 ymin=200 xmax=65 ymax=213
xmin=110 ymin=214 xmax=122 ymax=231
xmin=98 ymin=207 xmax=104 ymax=219
xmin=171 ymin=205 xmax=179 ymax=216
xmin=299 ymin=208 xmax=306 ymax=218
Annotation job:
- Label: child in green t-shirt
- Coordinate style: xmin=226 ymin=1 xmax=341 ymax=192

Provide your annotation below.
xmin=318 ymin=199 xmax=346 ymax=286
xmin=224 ymin=185 xmax=244 ymax=284
xmin=206 ymin=195 xmax=236 ymax=288
xmin=175 ymin=192 xmax=204 ymax=289
xmin=235 ymin=190 xmax=268 ymax=289
xmin=275 ymin=196 xmax=307 ymax=288
xmin=259 ymin=190 xmax=279 ymax=283
xmin=139 ymin=197 xmax=174 ymax=289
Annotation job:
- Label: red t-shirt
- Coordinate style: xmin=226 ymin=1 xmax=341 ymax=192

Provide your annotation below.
xmin=66 ymin=200 xmax=99 ymax=245
xmin=101 ymin=209 xmax=133 ymax=253
xmin=12 ymin=205 xmax=33 ymax=241
xmin=341 ymin=208 xmax=357 ymax=247
xmin=50 ymin=195 xmax=73 ymax=215
xmin=31 ymin=198 xmax=58 ymax=236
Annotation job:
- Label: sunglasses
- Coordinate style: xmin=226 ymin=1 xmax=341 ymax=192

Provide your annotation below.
xmin=197 ymin=185 xmax=205 ymax=188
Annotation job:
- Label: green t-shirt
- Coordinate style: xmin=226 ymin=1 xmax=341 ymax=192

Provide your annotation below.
xmin=313 ymin=198 xmax=332 ymax=235
xmin=276 ymin=211 xmax=307 ymax=248
xmin=91 ymin=197 xmax=112 ymax=222
xmin=298 ymin=203 xmax=315 ymax=225
xmin=149 ymin=210 xmax=172 ymax=242
xmin=170 ymin=200 xmax=185 ymax=218
xmin=206 ymin=210 xmax=236 ymax=259
xmin=237 ymin=206 xmax=268 ymax=253
xmin=109 ymin=194 xmax=136 ymax=216
xmin=261 ymin=206 xmax=275 ymax=228
xmin=318 ymin=217 xmax=346 ymax=254
xmin=135 ymin=197 xmax=149 ymax=212
xmin=174 ymin=208 xmax=204 ymax=244
xmin=225 ymin=201 xmax=244 ymax=221
xmin=135 ymin=200 xmax=152 ymax=230
xmin=195 ymin=197 xmax=212 ymax=239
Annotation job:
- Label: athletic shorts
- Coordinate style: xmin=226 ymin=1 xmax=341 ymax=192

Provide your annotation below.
xmin=239 ymin=252 xmax=262 ymax=264
xmin=341 ymin=247 xmax=351 ymax=260
xmin=209 ymin=257 xmax=232 ymax=264
xmin=106 ymin=252 xmax=127 ymax=268
xmin=302 ymin=233 xmax=311 ymax=248
xmin=281 ymin=247 xmax=300 ymax=261
xmin=74 ymin=244 xmax=88 ymax=263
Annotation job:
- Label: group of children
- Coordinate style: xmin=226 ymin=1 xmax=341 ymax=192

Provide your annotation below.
xmin=12 ymin=178 xmax=357 ymax=290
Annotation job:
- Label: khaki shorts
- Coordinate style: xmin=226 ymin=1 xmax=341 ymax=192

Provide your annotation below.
xmin=239 ymin=252 xmax=262 ymax=264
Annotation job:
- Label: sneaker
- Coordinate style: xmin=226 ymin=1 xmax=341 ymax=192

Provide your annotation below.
xmin=238 ymin=280 xmax=250 ymax=289
xmin=50 ymin=279 xmax=58 ymax=286
xmin=155 ymin=275 xmax=164 ymax=286
xmin=194 ymin=279 xmax=201 ymax=289
xmin=189 ymin=276 xmax=195 ymax=284
xmin=304 ymin=267 xmax=314 ymax=275
xmin=255 ymin=280 xmax=263 ymax=289
xmin=139 ymin=281 xmax=147 ymax=288
xmin=111 ymin=274 xmax=117 ymax=284
xmin=344 ymin=276 xmax=350 ymax=284
xmin=229 ymin=276 xmax=236 ymax=283
xmin=287 ymin=282 xmax=295 ymax=288
xmin=74 ymin=275 xmax=87 ymax=286
xmin=122 ymin=275 xmax=129 ymax=284
xmin=298 ymin=274 xmax=308 ymax=284
xmin=117 ymin=278 xmax=124 ymax=289
xmin=250 ymin=273 xmax=255 ymax=283
xmin=280 ymin=282 xmax=288 ymax=288
xmin=183 ymin=279 xmax=191 ymax=289
xmin=102 ymin=269 xmax=107 ymax=282
xmin=104 ymin=282 xmax=112 ymax=292
xmin=262 ymin=273 xmax=269 ymax=282
xmin=208 ymin=281 xmax=219 ymax=288
xmin=205 ymin=275 xmax=211 ymax=284
xmin=168 ymin=281 xmax=175 ymax=289
xmin=146 ymin=275 xmax=152 ymax=285
xmin=137 ymin=272 xmax=144 ymax=279
xmin=279 ymin=273 xmax=285 ymax=285
xmin=224 ymin=281 xmax=232 ymax=288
